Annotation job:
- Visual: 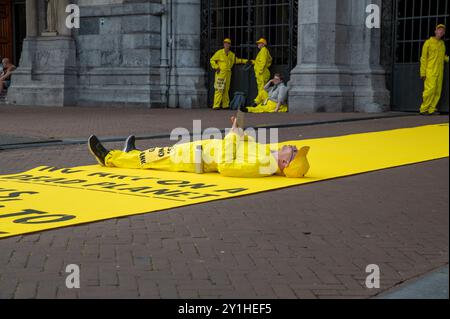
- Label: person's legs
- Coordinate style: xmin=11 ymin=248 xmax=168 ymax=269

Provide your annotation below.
xmin=277 ymin=103 xmax=288 ymax=113
xmin=247 ymin=100 xmax=287 ymax=113
xmin=222 ymin=72 xmax=232 ymax=109
xmin=420 ymin=76 xmax=438 ymax=114
xmin=213 ymin=89 xmax=223 ymax=109
xmin=0 ymin=80 xmax=4 ymax=94
xmin=247 ymin=101 xmax=270 ymax=113
xmin=213 ymin=74 xmax=225 ymax=109
xmin=105 ymin=150 xmax=142 ymax=169
xmin=428 ymin=74 xmax=444 ymax=114
xmin=253 ymin=74 xmax=266 ymax=105
xmin=254 ymin=70 xmax=270 ymax=105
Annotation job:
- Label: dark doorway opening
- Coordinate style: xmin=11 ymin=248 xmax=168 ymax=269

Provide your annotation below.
xmin=0 ymin=0 xmax=25 ymax=66
xmin=201 ymin=0 xmax=298 ymax=107
xmin=0 ymin=0 xmax=13 ymax=61
xmin=12 ymin=0 xmax=26 ymax=66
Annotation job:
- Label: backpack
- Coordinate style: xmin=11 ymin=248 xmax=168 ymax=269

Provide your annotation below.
xmin=230 ymin=91 xmax=247 ymax=110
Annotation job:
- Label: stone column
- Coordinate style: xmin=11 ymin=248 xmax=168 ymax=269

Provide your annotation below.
xmin=350 ymin=0 xmax=390 ymax=112
xmin=167 ymin=0 xmax=207 ymax=108
xmin=26 ymin=0 xmax=38 ymax=37
xmin=7 ymin=0 xmax=77 ymax=106
xmin=288 ymin=0 xmax=354 ymax=112
xmin=288 ymin=0 xmax=390 ymax=113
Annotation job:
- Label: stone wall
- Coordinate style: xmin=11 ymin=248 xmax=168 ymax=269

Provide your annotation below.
xmin=75 ymin=0 xmax=165 ymax=107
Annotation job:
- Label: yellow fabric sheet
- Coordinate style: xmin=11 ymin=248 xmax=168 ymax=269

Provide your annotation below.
xmin=0 ymin=124 xmax=448 ymax=239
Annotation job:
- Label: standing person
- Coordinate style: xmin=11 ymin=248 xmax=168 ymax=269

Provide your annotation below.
xmin=250 ymin=38 xmax=273 ymax=107
xmin=210 ymin=39 xmax=250 ymax=110
xmin=244 ymin=73 xmax=288 ymax=113
xmin=0 ymin=58 xmax=16 ymax=95
xmin=419 ymin=24 xmax=449 ymax=115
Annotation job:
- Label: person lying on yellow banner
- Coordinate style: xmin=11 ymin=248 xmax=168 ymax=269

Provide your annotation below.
xmin=243 ymin=73 xmax=288 ymax=113
xmin=88 ymin=117 xmax=310 ymax=178
xmin=249 ymin=38 xmax=273 ymax=107
xmin=210 ymin=38 xmax=250 ymax=110
xmin=420 ymin=24 xmax=449 ymax=116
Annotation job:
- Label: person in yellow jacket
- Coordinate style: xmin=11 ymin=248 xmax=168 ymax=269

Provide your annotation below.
xmin=420 ymin=24 xmax=449 ymax=115
xmin=250 ymin=38 xmax=273 ymax=106
xmin=210 ymin=39 xmax=249 ymax=110
xmin=88 ymin=117 xmax=310 ymax=178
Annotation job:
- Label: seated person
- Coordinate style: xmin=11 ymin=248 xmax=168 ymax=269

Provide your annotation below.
xmin=244 ymin=73 xmax=288 ymax=113
xmin=88 ymin=116 xmax=310 ymax=178
xmin=0 ymin=58 xmax=16 ymax=95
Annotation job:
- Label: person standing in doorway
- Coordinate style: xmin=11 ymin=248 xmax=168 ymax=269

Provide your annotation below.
xmin=419 ymin=24 xmax=449 ymax=115
xmin=210 ymin=39 xmax=250 ymax=110
xmin=250 ymin=38 xmax=273 ymax=107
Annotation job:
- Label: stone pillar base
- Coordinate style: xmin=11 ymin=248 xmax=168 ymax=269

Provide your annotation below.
xmin=288 ymin=65 xmax=390 ymax=113
xmin=167 ymin=67 xmax=207 ymax=109
xmin=352 ymin=68 xmax=391 ymax=113
xmin=288 ymin=65 xmax=354 ymax=113
xmin=7 ymin=37 xmax=78 ymax=107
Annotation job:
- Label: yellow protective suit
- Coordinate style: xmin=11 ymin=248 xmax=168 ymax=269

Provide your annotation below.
xmin=210 ymin=49 xmax=248 ymax=109
xmin=253 ymin=46 xmax=273 ymax=105
xmin=420 ymin=37 xmax=449 ymax=114
xmin=247 ymin=100 xmax=288 ymax=113
xmin=105 ymin=132 xmax=280 ymax=178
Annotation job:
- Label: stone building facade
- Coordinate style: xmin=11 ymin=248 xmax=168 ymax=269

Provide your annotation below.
xmin=8 ymin=0 xmax=206 ymax=108
xmin=2 ymin=0 xmax=448 ymax=112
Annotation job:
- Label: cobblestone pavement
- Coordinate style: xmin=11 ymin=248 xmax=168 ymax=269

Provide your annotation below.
xmin=0 ymin=108 xmax=448 ymax=299
xmin=0 ymin=106 xmax=410 ymax=140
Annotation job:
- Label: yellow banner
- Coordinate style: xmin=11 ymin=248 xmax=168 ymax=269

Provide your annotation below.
xmin=0 ymin=124 xmax=448 ymax=238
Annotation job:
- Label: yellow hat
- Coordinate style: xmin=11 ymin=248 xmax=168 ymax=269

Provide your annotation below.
xmin=256 ymin=38 xmax=267 ymax=45
xmin=436 ymin=24 xmax=446 ymax=30
xmin=283 ymin=146 xmax=311 ymax=178
xmin=223 ymin=38 xmax=232 ymax=44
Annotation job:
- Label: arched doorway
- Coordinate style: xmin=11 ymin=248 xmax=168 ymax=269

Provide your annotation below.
xmin=0 ymin=0 xmax=13 ymax=61
xmin=200 ymin=0 xmax=298 ymax=107
xmin=0 ymin=0 xmax=26 ymax=65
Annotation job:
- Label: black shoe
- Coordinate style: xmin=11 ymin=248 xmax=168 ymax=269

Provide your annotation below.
xmin=429 ymin=111 xmax=441 ymax=116
xmin=88 ymin=135 xmax=109 ymax=166
xmin=240 ymin=105 xmax=249 ymax=113
xmin=123 ymin=135 xmax=137 ymax=152
xmin=250 ymin=102 xmax=258 ymax=107
xmin=420 ymin=112 xmax=428 ymax=116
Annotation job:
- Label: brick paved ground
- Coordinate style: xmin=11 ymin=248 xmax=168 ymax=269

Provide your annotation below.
xmin=0 ymin=108 xmax=448 ymax=299
xmin=0 ymin=106 xmax=409 ymax=140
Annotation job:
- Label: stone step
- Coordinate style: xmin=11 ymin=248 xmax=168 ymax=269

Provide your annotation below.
xmin=0 ymin=95 xmax=8 ymax=105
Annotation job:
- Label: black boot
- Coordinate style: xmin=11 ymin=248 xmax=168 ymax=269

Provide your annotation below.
xmin=88 ymin=135 xmax=110 ymax=166
xmin=123 ymin=135 xmax=137 ymax=152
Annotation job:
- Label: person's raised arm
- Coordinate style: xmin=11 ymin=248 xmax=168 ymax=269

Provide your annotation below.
xmin=0 ymin=66 xmax=15 ymax=81
xmin=235 ymin=55 xmax=248 ymax=65
xmin=264 ymin=79 xmax=273 ymax=91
